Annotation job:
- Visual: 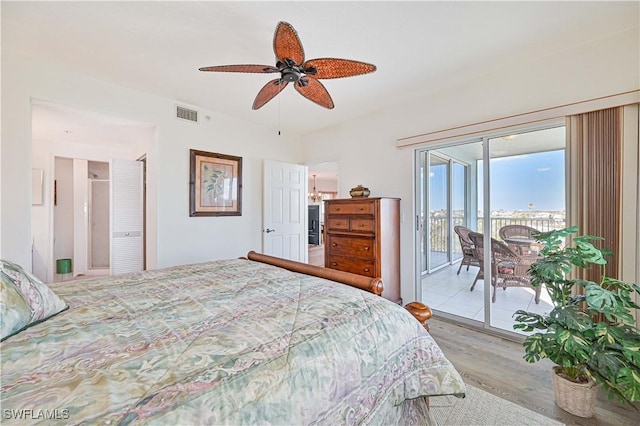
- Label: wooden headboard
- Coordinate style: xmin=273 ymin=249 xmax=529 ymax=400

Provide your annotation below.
xmin=245 ymin=251 xmax=432 ymax=331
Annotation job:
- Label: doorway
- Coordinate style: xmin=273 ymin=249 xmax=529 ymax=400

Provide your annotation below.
xmin=416 ymin=124 xmax=566 ymax=335
xmin=307 ymin=161 xmax=339 ymax=266
xmin=31 ymin=100 xmax=155 ymax=283
xmin=53 ymin=157 xmax=145 ymax=279
xmin=88 ymin=161 xmax=110 ymax=270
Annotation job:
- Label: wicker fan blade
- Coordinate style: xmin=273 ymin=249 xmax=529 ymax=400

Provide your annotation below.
xmin=273 ymin=21 xmax=305 ymax=65
xmin=303 ymin=58 xmax=376 ymax=79
xmin=253 ymin=79 xmax=288 ymax=110
xmin=295 ymin=78 xmax=334 ymax=109
xmin=199 ymin=65 xmax=279 ymax=73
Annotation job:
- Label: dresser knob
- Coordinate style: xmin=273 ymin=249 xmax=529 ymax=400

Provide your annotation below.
xmin=332 ymin=262 xmax=337 ymax=266
xmin=364 ymin=246 xmax=370 ymax=251
xmin=363 ymin=268 xmax=370 ymax=272
xmin=332 ymin=243 xmax=337 ymax=247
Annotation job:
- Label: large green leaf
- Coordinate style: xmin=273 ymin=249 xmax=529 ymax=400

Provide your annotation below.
xmin=596 ymin=366 xmax=640 ymax=405
xmin=549 ymin=306 xmax=592 ymax=332
xmin=616 ymin=329 xmax=640 ymax=367
xmin=513 ymin=310 xmax=548 ymax=332
xmin=572 ymin=235 xmax=607 ymax=266
xmin=584 ymin=283 xmax=632 ymax=322
xmin=616 ymin=368 xmax=640 ymax=402
xmin=522 ymin=334 xmax=549 ymax=363
xmin=623 ymin=346 xmax=640 ymax=368
xmin=555 ymin=328 xmax=592 ymax=363
xmin=589 ymin=350 xmax=628 ymax=381
xmin=601 ymin=277 xmax=640 ymax=310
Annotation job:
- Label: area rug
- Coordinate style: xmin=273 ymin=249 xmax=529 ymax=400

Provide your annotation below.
xmin=429 ymin=383 xmax=564 ymax=426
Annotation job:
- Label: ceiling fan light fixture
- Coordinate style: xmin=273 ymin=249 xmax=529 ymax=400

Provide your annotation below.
xmin=199 ymin=21 xmax=376 ymax=110
xmin=281 ymin=68 xmax=302 ymax=82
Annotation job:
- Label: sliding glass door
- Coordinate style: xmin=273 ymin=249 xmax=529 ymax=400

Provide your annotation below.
xmin=419 ymin=152 xmax=469 ymax=274
xmin=428 ymin=154 xmax=450 ymax=271
xmin=485 ymin=130 xmax=566 ymax=331
xmin=417 ymin=124 xmax=565 ymax=335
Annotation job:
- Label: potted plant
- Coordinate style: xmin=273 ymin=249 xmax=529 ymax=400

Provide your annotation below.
xmin=513 ymin=226 xmax=640 ymax=417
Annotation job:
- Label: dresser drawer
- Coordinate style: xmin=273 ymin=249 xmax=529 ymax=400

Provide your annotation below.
xmin=349 ymin=218 xmax=375 ymax=233
xmin=327 ymin=202 xmax=375 ymax=215
xmin=327 ymin=235 xmax=375 ymax=258
xmin=327 ymin=218 xmax=350 ymax=231
xmin=326 ymin=255 xmax=376 ymax=277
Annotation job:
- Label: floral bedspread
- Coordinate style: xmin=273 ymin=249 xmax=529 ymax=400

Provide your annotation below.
xmin=1 ymin=258 xmax=465 ymax=425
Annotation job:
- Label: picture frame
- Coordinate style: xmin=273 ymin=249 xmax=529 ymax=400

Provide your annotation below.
xmin=189 ymin=150 xmax=242 ymax=216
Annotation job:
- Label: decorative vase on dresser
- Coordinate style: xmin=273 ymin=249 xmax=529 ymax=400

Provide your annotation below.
xmin=323 ymin=197 xmax=401 ymax=304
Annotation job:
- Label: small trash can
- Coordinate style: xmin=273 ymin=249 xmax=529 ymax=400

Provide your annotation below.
xmin=56 ymin=258 xmax=72 ymax=281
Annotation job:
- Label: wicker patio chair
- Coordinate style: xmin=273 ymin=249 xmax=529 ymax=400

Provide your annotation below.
xmin=453 ymin=225 xmax=480 ymax=275
xmin=498 ymin=224 xmax=541 ymax=255
xmin=468 ymin=231 xmax=541 ymax=304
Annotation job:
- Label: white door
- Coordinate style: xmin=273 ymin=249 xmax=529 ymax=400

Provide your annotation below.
xmin=263 ymin=160 xmax=308 ymax=262
xmin=110 ymin=158 xmax=144 ymax=275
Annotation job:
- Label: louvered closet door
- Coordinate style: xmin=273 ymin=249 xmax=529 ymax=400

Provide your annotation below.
xmin=110 ymin=158 xmax=143 ymax=275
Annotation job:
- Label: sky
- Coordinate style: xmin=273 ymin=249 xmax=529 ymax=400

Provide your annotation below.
xmin=481 ymin=150 xmax=565 ymax=211
xmin=430 ymin=149 xmax=565 ymax=212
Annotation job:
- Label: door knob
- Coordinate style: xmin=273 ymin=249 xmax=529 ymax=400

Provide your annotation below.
xmin=265 ymin=228 xmax=275 ymax=233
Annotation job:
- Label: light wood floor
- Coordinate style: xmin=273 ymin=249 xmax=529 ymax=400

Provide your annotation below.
xmin=429 ymin=317 xmax=639 ymax=425
xmin=308 ymin=244 xmax=324 ymax=267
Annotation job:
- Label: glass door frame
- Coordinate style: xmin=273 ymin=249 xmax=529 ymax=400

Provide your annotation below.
xmin=420 ymin=151 xmax=470 ymax=274
xmin=414 ymin=119 xmax=566 ymax=336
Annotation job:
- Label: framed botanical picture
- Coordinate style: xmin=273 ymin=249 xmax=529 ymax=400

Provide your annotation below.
xmin=189 ymin=149 xmax=242 ymax=216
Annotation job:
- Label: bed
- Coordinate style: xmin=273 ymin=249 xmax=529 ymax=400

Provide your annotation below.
xmin=1 ymin=251 xmax=465 ymax=425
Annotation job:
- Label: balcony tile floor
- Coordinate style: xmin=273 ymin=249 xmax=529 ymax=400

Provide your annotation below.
xmin=421 ymin=262 xmax=554 ymax=334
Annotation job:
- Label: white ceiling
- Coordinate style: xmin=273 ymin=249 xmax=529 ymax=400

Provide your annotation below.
xmin=31 ymin=101 xmax=156 ymax=150
xmin=4 ymin=1 xmax=638 ymax=139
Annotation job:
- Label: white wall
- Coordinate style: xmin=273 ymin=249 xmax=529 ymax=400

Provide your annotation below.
xmin=52 ymin=157 xmax=74 ymax=279
xmin=2 ymin=49 xmax=300 ymax=272
xmin=301 ymin=27 xmax=640 ymax=304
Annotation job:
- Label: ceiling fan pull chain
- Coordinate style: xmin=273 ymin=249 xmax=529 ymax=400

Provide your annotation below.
xmin=278 ymin=86 xmax=281 ymax=135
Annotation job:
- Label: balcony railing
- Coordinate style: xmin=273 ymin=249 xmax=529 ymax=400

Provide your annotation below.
xmin=477 ymin=216 xmax=565 ymax=236
xmin=428 ymin=214 xmax=566 ymax=255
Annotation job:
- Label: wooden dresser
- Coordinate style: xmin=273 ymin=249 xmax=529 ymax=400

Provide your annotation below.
xmin=323 ymin=197 xmax=401 ymax=304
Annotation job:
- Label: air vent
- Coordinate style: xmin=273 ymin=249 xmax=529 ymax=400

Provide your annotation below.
xmin=176 ymin=106 xmax=198 ymax=123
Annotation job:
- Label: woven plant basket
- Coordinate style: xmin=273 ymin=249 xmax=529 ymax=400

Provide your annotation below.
xmin=551 ymin=366 xmax=597 ymax=418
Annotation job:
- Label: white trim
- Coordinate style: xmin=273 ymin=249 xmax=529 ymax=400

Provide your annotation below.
xmin=619 ymin=104 xmax=640 ymax=328
xmin=397 ymin=90 xmax=640 ymax=148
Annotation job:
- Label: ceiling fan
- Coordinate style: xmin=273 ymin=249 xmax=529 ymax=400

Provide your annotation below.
xmin=199 ymin=21 xmax=376 ymax=110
